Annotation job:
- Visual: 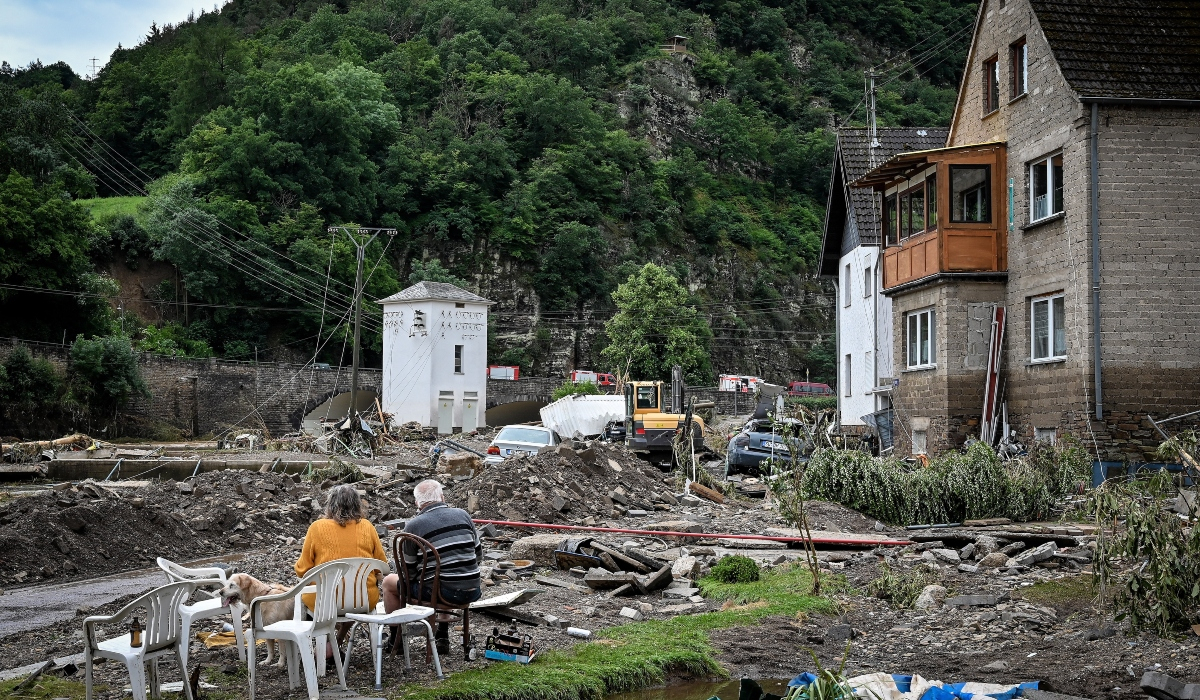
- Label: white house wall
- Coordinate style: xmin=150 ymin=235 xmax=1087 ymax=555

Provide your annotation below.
xmin=837 ymin=244 xmax=886 ymax=426
xmin=381 ymin=299 xmax=488 ymax=428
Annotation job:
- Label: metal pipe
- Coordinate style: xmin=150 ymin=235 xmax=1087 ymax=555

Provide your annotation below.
xmin=1089 ymin=101 xmax=1103 ymax=421
xmin=471 ymin=519 xmax=913 ymax=547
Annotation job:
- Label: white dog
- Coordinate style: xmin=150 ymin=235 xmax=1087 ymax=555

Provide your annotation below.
xmin=219 ymin=572 xmax=295 ymax=666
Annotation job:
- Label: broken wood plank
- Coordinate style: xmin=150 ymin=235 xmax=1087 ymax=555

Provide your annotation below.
xmin=597 ymin=552 xmax=620 ymax=572
xmin=963 ymin=518 xmax=1012 ymax=527
xmin=640 ymin=564 xmax=673 ymax=593
xmin=470 ymin=588 xmax=544 ymax=610
xmin=688 ymin=481 xmax=724 ymax=504
xmin=588 ymin=541 xmax=650 ymax=573
xmin=474 ymin=606 xmax=543 ymax=626
xmin=617 ymin=547 xmax=669 ymax=571
xmin=533 ymin=575 xmax=590 ymax=593
xmin=606 ymin=583 xmax=635 ymax=598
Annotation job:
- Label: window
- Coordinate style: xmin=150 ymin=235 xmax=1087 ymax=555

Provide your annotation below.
xmin=906 ymin=308 xmax=936 ymax=369
xmin=863 ymin=265 xmax=873 ymax=298
xmin=926 ymin=173 xmax=938 ymax=229
xmin=844 ymin=264 xmax=852 ymax=307
xmin=635 ymin=385 xmax=658 ymax=409
xmin=1031 ymin=294 xmax=1066 ymax=361
xmin=983 ymin=56 xmax=1000 ymax=113
xmin=844 ymin=354 xmax=852 ymax=397
xmin=1010 ymin=39 xmax=1027 ymax=98
xmin=950 ymin=165 xmax=991 ymax=223
xmin=1034 ymin=427 xmax=1057 ymax=445
xmin=912 ymin=429 xmax=928 ymax=455
xmin=1029 ymin=154 xmax=1064 ymax=222
xmin=454 ymin=344 xmax=464 ymax=373
xmin=884 ymin=194 xmax=898 ymax=246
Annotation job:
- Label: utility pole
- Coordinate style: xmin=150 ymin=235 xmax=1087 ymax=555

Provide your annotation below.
xmin=866 ymin=70 xmax=879 ymax=166
xmin=327 ymin=227 xmax=397 ymax=432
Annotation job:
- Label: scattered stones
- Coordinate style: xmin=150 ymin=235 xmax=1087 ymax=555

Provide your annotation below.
xmin=618 ymin=606 xmax=645 ymax=621
xmin=1011 ymin=541 xmax=1058 ymax=567
xmin=980 ymin=660 xmax=1009 ymax=673
xmin=977 ymin=552 xmax=1010 ymax=568
xmin=946 ymin=594 xmax=999 ymax=607
xmin=930 ymin=548 xmax=961 ymax=564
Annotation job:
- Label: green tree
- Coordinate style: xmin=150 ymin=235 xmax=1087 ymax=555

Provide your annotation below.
xmin=408 ymin=259 xmax=467 ymax=287
xmin=0 ymin=346 xmax=64 ymax=408
xmin=601 ymin=263 xmax=712 ymax=383
xmin=68 ymin=335 xmax=148 ymax=416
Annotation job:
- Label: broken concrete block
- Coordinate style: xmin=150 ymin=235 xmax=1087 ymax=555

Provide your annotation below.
xmin=1142 ymin=670 xmax=1200 ymax=700
xmin=640 ymin=564 xmax=673 ymax=593
xmin=609 ymin=490 xmax=631 ymax=506
xmin=825 ymin=624 xmax=856 ymax=642
xmin=576 ymin=447 xmax=596 ymax=465
xmin=644 ymin=520 xmax=703 ymax=533
xmin=662 ymin=586 xmax=699 ymax=599
xmin=931 ymin=548 xmax=961 ymax=564
xmin=509 ymin=533 xmax=568 ymax=566
xmin=914 ymin=584 xmax=947 ymax=610
xmin=551 ymin=496 xmax=569 ymax=512
xmin=555 ymin=444 xmax=577 ymax=459
xmin=1023 ymin=690 xmax=1094 ymax=700
xmin=958 ymin=542 xmax=976 ymax=560
xmin=1174 ymin=490 xmax=1197 ymax=516
xmin=607 ymin=583 xmax=635 ymax=598
xmin=627 ymin=509 xmax=649 ymax=517
xmin=1011 ymin=541 xmax=1058 ymax=567
xmin=584 ymin=568 xmax=638 ymax=590
xmin=618 ymin=607 xmax=645 ymax=621
xmin=671 ymin=555 xmax=699 ymax=579
xmin=607 ymin=458 xmax=622 ymax=472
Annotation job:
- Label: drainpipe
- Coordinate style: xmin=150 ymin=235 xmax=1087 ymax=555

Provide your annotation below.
xmin=1089 ymin=101 xmax=1103 ymax=421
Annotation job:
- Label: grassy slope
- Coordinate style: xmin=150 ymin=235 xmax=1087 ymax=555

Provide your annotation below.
xmin=76 ymin=196 xmax=146 ymax=221
xmin=395 ymin=566 xmax=833 ymax=700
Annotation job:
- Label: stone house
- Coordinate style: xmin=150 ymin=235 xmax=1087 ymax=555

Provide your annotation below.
xmin=853 ymin=0 xmax=1200 ymax=460
xmin=819 ymin=127 xmax=946 ymax=446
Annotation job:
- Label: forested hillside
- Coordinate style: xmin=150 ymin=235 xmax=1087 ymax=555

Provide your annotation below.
xmin=0 ymin=0 xmax=976 ymax=383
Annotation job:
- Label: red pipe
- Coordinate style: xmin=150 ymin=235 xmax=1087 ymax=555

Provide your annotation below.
xmin=471 ymin=519 xmax=912 ymax=547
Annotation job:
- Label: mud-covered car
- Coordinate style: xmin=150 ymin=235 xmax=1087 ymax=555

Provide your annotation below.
xmin=725 ymin=418 xmax=806 ymax=475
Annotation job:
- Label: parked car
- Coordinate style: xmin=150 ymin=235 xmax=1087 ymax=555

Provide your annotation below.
xmin=725 ymin=418 xmax=806 ymax=475
xmin=485 ymin=425 xmax=559 ymax=464
xmin=786 ymin=381 xmax=834 ymax=397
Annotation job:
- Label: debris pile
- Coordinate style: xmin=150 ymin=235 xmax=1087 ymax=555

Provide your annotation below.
xmin=440 ymin=441 xmax=689 ymax=524
xmin=0 ymin=470 xmax=320 ymax=585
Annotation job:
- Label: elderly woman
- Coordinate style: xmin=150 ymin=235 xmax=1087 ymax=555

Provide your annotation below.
xmin=295 ymin=484 xmax=388 ymax=613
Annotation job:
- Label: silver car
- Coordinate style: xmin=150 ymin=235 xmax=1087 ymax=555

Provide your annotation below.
xmin=485 ymin=425 xmax=559 ymax=463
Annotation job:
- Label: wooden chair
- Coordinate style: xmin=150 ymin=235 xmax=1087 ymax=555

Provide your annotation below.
xmin=391 ymin=532 xmax=474 ymax=660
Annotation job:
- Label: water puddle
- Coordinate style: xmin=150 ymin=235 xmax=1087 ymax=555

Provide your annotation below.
xmin=607 ymin=679 xmax=789 ymax=700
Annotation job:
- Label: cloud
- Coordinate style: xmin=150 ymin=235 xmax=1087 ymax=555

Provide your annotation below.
xmin=0 ymin=0 xmax=206 ymax=76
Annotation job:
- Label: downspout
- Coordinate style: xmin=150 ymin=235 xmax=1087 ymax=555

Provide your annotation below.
xmin=1089 ymin=101 xmax=1103 ymax=421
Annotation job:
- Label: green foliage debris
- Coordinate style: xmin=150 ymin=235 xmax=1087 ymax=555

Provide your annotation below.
xmin=800 ymin=440 xmax=1090 ymax=526
xmin=868 ymin=562 xmax=938 ymax=609
xmin=552 ymin=380 xmax=601 ymax=402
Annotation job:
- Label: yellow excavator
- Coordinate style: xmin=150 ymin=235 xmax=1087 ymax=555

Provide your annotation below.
xmin=620 ymin=367 xmax=709 ymax=468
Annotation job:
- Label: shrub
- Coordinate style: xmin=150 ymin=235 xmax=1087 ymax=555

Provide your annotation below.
xmin=710 ymin=555 xmax=760 ymax=584
xmin=551 ymin=380 xmax=601 ymax=402
xmin=0 ymin=346 xmax=64 ymax=407
xmin=138 ymin=322 xmax=214 ymax=358
xmin=68 ymin=334 xmax=148 ymax=415
xmin=868 ymin=562 xmax=938 ymax=608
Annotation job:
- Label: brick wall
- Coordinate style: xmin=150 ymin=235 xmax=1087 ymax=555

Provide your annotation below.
xmin=932 ymin=0 xmax=1200 ymax=459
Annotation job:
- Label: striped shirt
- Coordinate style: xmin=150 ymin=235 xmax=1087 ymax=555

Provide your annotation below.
xmin=402 ymin=502 xmax=481 ymax=591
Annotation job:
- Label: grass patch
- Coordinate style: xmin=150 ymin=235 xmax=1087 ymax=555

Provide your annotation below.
xmin=0 ymin=674 xmax=93 ymax=699
xmin=1015 ymin=576 xmax=1097 ymax=607
xmin=392 ymin=566 xmax=833 ymax=700
xmin=76 ymin=196 xmax=146 ymax=221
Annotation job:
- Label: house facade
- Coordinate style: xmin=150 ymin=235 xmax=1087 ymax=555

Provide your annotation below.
xmin=378 ymin=281 xmax=493 ymax=433
xmin=855 ymin=0 xmax=1200 ymax=460
xmin=820 ymin=127 xmax=947 ymax=438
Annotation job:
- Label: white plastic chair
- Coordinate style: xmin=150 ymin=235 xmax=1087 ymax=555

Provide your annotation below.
xmin=84 ymin=579 xmax=216 ymax=700
xmin=309 ymin=557 xmax=387 ymax=678
xmin=345 ymin=602 xmax=443 ymax=690
xmin=246 ymin=560 xmax=352 ymax=700
xmin=156 ymin=557 xmax=246 ymax=666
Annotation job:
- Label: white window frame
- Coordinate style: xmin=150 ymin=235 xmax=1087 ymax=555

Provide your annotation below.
xmin=863 ymin=264 xmax=873 ymax=298
xmin=844 ymin=264 xmax=852 ymax=307
xmin=1030 ymin=293 xmax=1067 ymax=362
xmin=1029 ymin=153 xmax=1063 ymax=223
xmin=1034 ymin=427 xmax=1057 ymax=445
xmin=906 ymin=308 xmax=936 ymax=369
xmin=844 ymin=354 xmax=852 ymax=397
xmin=454 ymin=344 xmax=464 ymax=374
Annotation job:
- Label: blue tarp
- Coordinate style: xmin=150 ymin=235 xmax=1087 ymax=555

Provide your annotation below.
xmin=788 ymin=672 xmax=1039 ymax=699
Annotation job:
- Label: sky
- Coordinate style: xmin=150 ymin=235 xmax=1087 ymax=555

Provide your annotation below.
xmin=0 ymin=0 xmax=210 ymax=77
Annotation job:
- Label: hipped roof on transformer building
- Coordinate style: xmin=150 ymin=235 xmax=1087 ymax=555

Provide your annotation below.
xmin=818 ymin=127 xmax=948 ymax=278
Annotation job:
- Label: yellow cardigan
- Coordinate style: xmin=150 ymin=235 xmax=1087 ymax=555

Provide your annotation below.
xmin=294 ymin=518 xmax=388 ymax=610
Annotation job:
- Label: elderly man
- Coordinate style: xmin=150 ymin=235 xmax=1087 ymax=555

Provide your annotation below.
xmin=382 ymin=479 xmax=482 ymax=653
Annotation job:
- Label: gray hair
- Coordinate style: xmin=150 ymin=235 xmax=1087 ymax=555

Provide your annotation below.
xmin=413 ymin=479 xmax=444 ymax=507
xmin=324 ymin=484 xmax=367 ymax=525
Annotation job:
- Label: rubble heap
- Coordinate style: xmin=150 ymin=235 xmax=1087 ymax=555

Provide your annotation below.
xmin=439 ymin=442 xmax=683 ymax=524
xmin=0 ymin=470 xmax=318 ymax=585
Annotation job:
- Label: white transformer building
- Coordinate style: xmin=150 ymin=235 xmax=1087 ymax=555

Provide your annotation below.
xmin=378 ymin=281 xmax=493 ymax=433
